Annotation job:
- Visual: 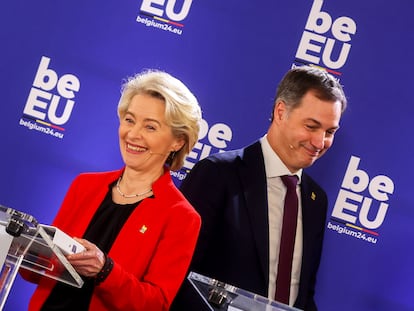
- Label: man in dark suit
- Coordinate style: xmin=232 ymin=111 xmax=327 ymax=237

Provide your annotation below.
xmin=171 ymin=66 xmax=347 ymax=311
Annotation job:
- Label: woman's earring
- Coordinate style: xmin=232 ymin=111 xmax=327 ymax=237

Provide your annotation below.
xmin=166 ymin=150 xmax=176 ymax=166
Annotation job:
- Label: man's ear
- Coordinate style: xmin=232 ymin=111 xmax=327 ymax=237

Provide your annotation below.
xmin=274 ymin=100 xmax=287 ymax=123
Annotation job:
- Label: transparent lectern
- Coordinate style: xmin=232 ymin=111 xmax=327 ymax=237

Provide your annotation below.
xmin=0 ymin=205 xmax=83 ymax=310
xmin=188 ymin=272 xmax=302 ymax=311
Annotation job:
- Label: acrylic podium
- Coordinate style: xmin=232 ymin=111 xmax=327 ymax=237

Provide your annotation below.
xmin=0 ymin=205 xmax=83 ymax=310
xmin=188 ymin=272 xmax=302 ymax=311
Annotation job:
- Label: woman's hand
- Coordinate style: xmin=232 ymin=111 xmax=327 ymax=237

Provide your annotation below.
xmin=66 ymin=238 xmax=106 ymax=278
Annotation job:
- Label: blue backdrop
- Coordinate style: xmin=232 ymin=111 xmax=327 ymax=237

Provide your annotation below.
xmin=1 ymin=0 xmax=413 ymax=310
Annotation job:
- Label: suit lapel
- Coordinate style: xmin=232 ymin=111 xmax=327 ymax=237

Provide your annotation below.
xmin=300 ymin=174 xmax=323 ymax=242
xmin=298 ymin=173 xmax=326 ymax=284
xmin=237 ymin=141 xmax=269 ymax=285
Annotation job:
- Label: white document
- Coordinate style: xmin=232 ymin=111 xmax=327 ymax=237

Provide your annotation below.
xmin=0 ymin=226 xmax=14 ymax=267
xmin=40 ymin=225 xmax=85 ymax=255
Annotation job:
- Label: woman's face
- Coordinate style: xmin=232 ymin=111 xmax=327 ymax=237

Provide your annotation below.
xmin=119 ymin=93 xmax=183 ymax=172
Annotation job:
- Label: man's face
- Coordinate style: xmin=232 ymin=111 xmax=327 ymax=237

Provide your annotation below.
xmin=269 ymin=90 xmax=342 ymax=173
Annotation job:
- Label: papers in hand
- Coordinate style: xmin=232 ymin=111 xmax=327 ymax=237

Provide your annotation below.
xmin=40 ymin=224 xmax=85 ymax=255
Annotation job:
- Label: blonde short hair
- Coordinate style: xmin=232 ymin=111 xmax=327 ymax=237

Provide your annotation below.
xmin=117 ymin=70 xmax=202 ymax=171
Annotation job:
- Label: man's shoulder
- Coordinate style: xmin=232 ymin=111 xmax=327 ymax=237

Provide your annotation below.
xmin=202 ymin=140 xmax=261 ymax=164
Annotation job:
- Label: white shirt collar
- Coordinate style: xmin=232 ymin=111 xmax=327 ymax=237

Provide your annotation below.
xmin=260 ymin=134 xmax=302 ymax=183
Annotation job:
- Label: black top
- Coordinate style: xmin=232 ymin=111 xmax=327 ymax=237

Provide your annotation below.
xmin=41 ymin=185 xmax=140 ymax=311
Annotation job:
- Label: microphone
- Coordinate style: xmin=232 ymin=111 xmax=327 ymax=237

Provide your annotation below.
xmin=132 ymin=150 xmax=169 ymax=168
xmin=149 ymin=150 xmax=169 ymax=157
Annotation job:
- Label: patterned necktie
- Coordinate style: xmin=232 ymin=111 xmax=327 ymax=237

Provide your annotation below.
xmin=275 ymin=175 xmax=299 ymax=305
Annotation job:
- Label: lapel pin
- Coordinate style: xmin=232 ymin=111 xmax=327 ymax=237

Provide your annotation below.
xmin=311 ymin=192 xmax=316 ymax=201
xmin=139 ymin=225 xmax=147 ymax=234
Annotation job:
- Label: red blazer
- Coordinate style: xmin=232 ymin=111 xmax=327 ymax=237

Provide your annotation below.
xmin=26 ymin=168 xmax=201 ymax=311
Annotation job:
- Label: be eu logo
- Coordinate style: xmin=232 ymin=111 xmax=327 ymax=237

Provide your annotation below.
xmin=294 ymin=0 xmax=356 ymax=75
xmin=328 ymin=156 xmax=394 ymax=244
xmin=171 ymin=118 xmax=233 ymax=182
xmin=141 ymin=0 xmax=192 ymax=21
xmin=137 ymin=0 xmax=193 ymax=35
xmin=20 ymin=56 xmax=80 ymax=139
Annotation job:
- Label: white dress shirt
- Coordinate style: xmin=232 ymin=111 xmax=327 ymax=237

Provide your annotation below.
xmin=260 ymin=135 xmax=303 ymax=306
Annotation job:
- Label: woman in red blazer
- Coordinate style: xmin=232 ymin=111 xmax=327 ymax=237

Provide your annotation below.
xmin=23 ymin=70 xmax=202 ymax=310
